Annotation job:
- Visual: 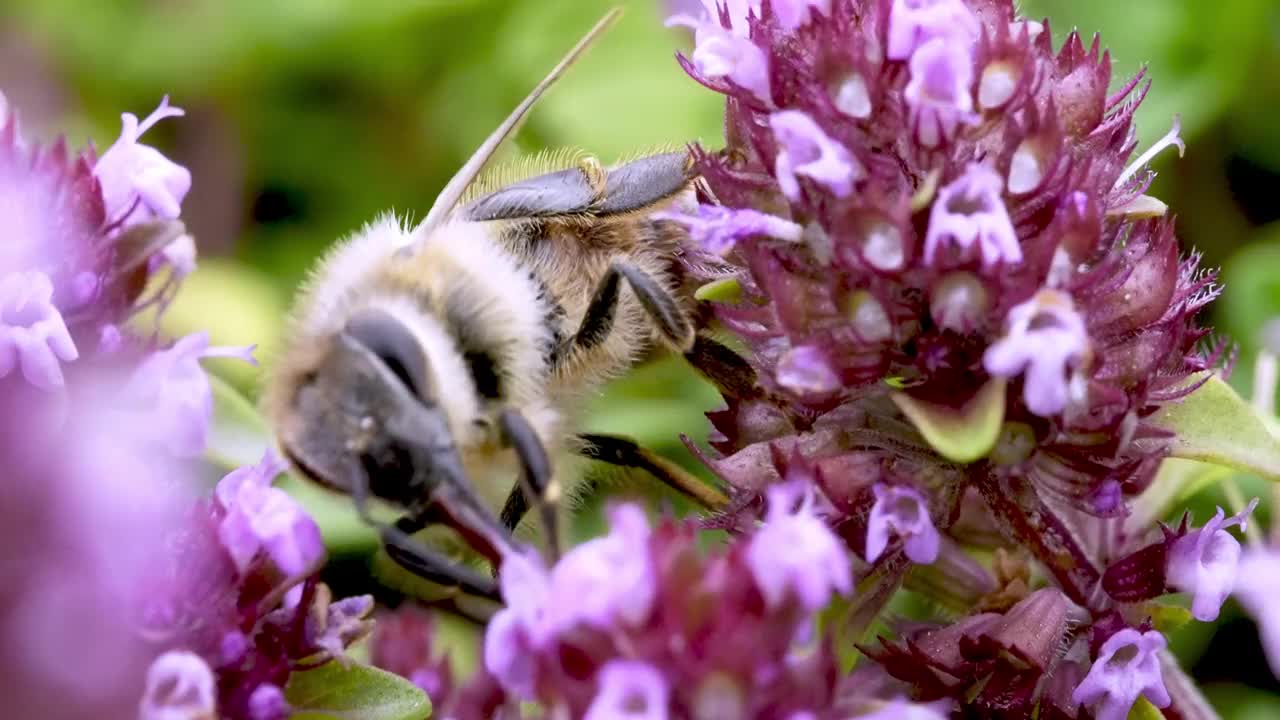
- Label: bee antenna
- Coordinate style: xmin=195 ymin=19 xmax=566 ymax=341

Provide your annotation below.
xmin=415 ymin=7 xmax=623 ymax=237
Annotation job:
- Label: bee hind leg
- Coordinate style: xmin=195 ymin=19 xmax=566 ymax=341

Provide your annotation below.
xmin=575 ymin=260 xmax=694 ymax=353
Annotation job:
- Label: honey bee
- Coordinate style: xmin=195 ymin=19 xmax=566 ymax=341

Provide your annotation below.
xmin=263 ymin=9 xmax=745 ymax=613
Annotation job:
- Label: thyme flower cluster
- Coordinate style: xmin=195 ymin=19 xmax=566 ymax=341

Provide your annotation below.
xmin=368 ymin=1 xmax=1273 ymax=719
xmin=0 ymin=93 xmax=368 ymax=719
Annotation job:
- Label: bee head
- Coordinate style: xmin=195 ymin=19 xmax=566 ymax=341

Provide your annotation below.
xmin=275 ymin=307 xmax=464 ymax=510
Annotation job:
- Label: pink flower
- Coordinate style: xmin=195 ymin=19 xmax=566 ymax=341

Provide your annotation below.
xmin=94 ymin=96 xmax=191 ymax=228
xmin=1235 ymin=545 xmax=1280 ymax=679
xmin=1071 ymin=629 xmax=1170 ymax=720
xmin=747 ymin=481 xmax=853 ymax=610
xmin=137 ymin=651 xmax=218 ymax=720
xmin=655 ymin=205 xmax=803 ymax=255
xmin=886 ymin=0 xmax=980 ymax=60
xmin=214 ymin=450 xmax=324 ymax=577
xmin=865 ymin=483 xmax=940 ymax=564
xmin=923 ymin=163 xmax=1020 ymax=268
xmin=0 ymin=270 xmax=78 ymax=390
xmin=1166 ymin=500 xmax=1257 ymax=621
xmin=904 ymin=38 xmax=977 ymax=148
xmin=984 ymin=289 xmax=1089 ymax=417
xmin=584 ymin=660 xmax=670 ymax=720
xmin=125 ymin=332 xmax=257 ymax=457
xmin=769 ymin=110 xmax=863 ymax=200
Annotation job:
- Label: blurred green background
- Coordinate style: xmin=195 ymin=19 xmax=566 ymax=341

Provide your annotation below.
xmin=4 ymin=0 xmax=1278 ymax=715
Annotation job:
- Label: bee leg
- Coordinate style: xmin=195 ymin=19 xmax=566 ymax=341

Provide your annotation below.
xmin=577 ymin=433 xmax=729 ymax=510
xmin=347 ymin=459 xmax=502 ymax=601
xmin=496 ymin=408 xmax=561 ymax=561
xmin=575 ymin=261 xmax=694 ymax=352
xmin=380 ymin=531 xmax=502 ymax=602
xmin=682 ymin=333 xmax=761 ymax=403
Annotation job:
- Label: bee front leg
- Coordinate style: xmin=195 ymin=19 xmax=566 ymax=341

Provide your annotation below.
xmin=575 ymin=260 xmax=694 ymax=352
xmin=346 ymin=462 xmax=502 ymax=601
xmin=496 ymin=408 xmax=561 ymax=561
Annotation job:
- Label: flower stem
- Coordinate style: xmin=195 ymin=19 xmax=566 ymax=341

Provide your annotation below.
xmin=975 ymin=468 xmax=1102 ymax=609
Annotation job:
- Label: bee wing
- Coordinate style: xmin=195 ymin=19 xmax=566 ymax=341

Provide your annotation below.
xmin=415 ymin=9 xmax=622 ymax=236
xmin=462 ymin=150 xmax=694 ymax=221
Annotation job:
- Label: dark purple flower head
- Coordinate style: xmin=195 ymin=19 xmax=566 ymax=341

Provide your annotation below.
xmin=480 ymin=501 xmax=853 ymax=717
xmin=674 ymin=0 xmax=1217 ymax=520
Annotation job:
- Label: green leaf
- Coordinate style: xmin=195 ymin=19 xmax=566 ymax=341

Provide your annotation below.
xmin=891 ymin=379 xmax=1006 ymax=463
xmin=1127 ymin=697 xmax=1165 ymax=720
xmin=286 ymin=662 xmax=430 ymax=720
xmin=1146 ymin=602 xmax=1194 ymax=634
xmin=695 ymin=278 xmax=743 ymax=303
xmin=208 ymin=372 xmax=270 ymax=470
xmin=1147 ymin=373 xmax=1280 ymax=481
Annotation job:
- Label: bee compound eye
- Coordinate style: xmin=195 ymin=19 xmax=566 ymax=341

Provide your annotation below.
xmin=344 ymin=309 xmax=430 ymax=398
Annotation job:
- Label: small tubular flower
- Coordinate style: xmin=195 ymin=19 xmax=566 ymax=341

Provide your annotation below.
xmin=746 ymin=481 xmax=853 ymax=610
xmin=904 ymin=38 xmax=976 ymax=148
xmin=984 ymin=289 xmax=1089 ymax=416
xmin=886 ymin=0 xmax=980 ymax=60
xmin=214 ymin=450 xmax=324 ymax=577
xmin=1071 ymin=629 xmax=1170 ymax=720
xmin=94 ymin=96 xmax=191 ymax=228
xmin=1234 ymin=545 xmax=1280 ymax=680
xmin=138 ymin=651 xmax=218 ymax=720
xmin=923 ymin=163 xmax=1020 ymax=268
xmin=864 ymin=483 xmax=939 ymax=564
xmin=769 ymin=110 xmax=862 ymax=200
xmin=667 ymin=2 xmax=771 ymax=103
xmin=125 ymin=332 xmax=257 ymax=456
xmin=548 ymin=504 xmax=657 ymax=631
xmin=584 ymin=661 xmax=670 ymax=720
xmin=0 ymin=270 xmax=78 ymax=390
xmin=655 ymin=205 xmax=803 ymax=254
xmin=1166 ymin=499 xmax=1258 ymax=621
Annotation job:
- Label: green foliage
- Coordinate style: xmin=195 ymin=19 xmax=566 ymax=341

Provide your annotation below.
xmin=1149 ymin=373 xmax=1280 ymax=482
xmin=890 ymin=379 xmax=1006 ymax=463
xmin=285 ymin=662 xmax=431 ymax=720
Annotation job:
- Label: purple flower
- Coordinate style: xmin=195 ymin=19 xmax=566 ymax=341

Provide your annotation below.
xmin=923 ymin=163 xmax=1020 ymax=268
xmin=125 ymin=331 xmax=257 ymax=456
xmin=776 ymin=344 xmax=841 ymax=395
xmin=0 ymin=270 xmax=78 ymax=390
xmin=584 ymin=660 xmax=670 ymax=720
xmin=485 ymin=549 xmax=550 ymax=698
xmin=904 ymin=38 xmax=976 ymax=148
xmin=886 ymin=0 xmax=980 ymax=60
xmin=1235 ymin=545 xmax=1280 ymax=679
xmin=246 ymin=684 xmax=289 ymax=720
xmin=1071 ymin=629 xmax=1170 ymax=720
xmin=655 ymin=205 xmax=803 ymax=255
xmin=548 ymin=504 xmax=657 ymax=631
xmin=772 ymin=0 xmax=830 ymax=31
xmin=215 ymin=450 xmax=324 ymax=577
xmin=864 ymin=483 xmax=940 ymax=564
xmin=667 ymin=2 xmax=771 ymax=103
xmin=1165 ymin=500 xmax=1257 ymax=621
xmin=769 ymin=111 xmax=862 ymax=200
xmin=984 ymin=289 xmax=1089 ymax=416
xmin=138 ymin=651 xmax=218 ymax=720
xmin=747 ymin=481 xmax=853 ymax=611
xmin=93 ymin=96 xmax=191 ymax=228
xmin=858 ymin=699 xmax=950 ymax=720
